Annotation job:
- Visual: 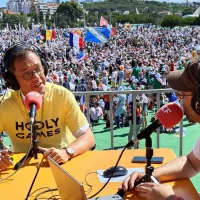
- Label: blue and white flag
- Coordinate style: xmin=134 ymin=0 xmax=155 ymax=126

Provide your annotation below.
xmin=85 ymin=27 xmax=110 ymax=43
xmin=77 ymin=51 xmax=88 ymax=61
xmin=63 ymin=32 xmax=69 ymax=38
xmin=77 ymin=52 xmax=84 ymax=60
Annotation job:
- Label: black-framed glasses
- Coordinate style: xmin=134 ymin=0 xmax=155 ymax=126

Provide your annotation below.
xmin=16 ymin=67 xmax=44 ymax=80
xmin=176 ymin=92 xmax=193 ymax=99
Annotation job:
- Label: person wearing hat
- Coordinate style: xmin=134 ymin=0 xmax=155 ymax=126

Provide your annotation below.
xmin=120 ymin=60 xmax=200 ymax=199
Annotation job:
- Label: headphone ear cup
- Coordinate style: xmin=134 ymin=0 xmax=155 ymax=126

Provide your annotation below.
xmin=2 ymin=72 xmax=11 ymax=88
xmin=3 ymin=72 xmax=20 ymax=90
xmin=191 ymin=93 xmax=200 ymax=115
xmin=40 ymin=58 xmax=48 ymax=76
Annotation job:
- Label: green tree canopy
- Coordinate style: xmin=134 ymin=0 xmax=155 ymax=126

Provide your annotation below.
xmin=115 ymin=13 xmax=154 ymax=24
xmin=2 ymin=13 xmax=28 ymax=29
xmin=27 ymin=0 xmax=38 ymax=24
xmin=56 ymin=2 xmax=83 ymax=27
xmin=161 ymin=15 xmax=182 ymax=28
xmin=182 ymin=7 xmax=196 ymax=16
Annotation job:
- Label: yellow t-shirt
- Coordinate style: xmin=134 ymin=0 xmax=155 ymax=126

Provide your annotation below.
xmin=0 ymin=83 xmax=88 ymax=152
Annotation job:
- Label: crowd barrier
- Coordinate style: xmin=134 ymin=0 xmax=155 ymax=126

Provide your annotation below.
xmin=73 ymin=89 xmax=185 ymax=156
xmin=0 ymin=87 xmax=185 ymax=156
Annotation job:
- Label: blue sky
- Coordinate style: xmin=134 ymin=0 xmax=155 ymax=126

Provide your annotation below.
xmin=1 ymin=0 xmax=200 ymax=8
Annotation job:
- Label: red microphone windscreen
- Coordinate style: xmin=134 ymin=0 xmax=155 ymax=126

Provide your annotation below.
xmin=156 ymin=102 xmax=184 ymax=129
xmin=25 ymin=92 xmax=42 ymax=111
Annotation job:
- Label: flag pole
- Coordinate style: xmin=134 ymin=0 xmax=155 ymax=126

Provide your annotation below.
xmin=96 ymin=11 xmax=98 ymax=26
xmin=84 ymin=11 xmax=86 ymax=28
xmin=109 ymin=12 xmax=112 ymax=25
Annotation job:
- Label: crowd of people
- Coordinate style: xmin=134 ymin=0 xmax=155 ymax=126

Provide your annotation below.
xmin=1 ymin=26 xmax=199 ymax=135
xmin=1 ymin=25 xmax=200 ymax=199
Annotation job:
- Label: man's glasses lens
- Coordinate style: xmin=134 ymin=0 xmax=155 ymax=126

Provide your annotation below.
xmin=23 ymin=68 xmax=43 ymax=80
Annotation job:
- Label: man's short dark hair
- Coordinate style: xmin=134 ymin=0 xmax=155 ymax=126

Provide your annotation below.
xmin=5 ymin=48 xmax=40 ymax=74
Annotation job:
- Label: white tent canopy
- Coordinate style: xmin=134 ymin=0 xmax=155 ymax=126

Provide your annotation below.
xmin=183 ymin=7 xmax=200 ymax=18
xmin=135 ymin=8 xmax=140 ymax=15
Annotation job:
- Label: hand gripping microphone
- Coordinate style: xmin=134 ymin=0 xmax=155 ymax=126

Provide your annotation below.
xmin=125 ymin=102 xmax=184 ymax=148
xmin=25 ymin=92 xmax=42 ymax=125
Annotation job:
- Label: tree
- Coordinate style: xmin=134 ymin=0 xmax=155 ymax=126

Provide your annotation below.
xmin=182 ymin=17 xmax=195 ymax=26
xmin=39 ymin=11 xmax=44 ymax=23
xmin=114 ymin=12 xmax=154 ymax=24
xmin=56 ymin=2 xmax=83 ymax=27
xmin=2 ymin=13 xmax=28 ymax=29
xmin=28 ymin=0 xmax=38 ymax=24
xmin=59 ymin=20 xmax=68 ymax=28
xmin=161 ymin=15 xmax=182 ymax=28
xmin=193 ymin=16 xmax=200 ymax=25
xmin=182 ymin=7 xmax=195 ymax=16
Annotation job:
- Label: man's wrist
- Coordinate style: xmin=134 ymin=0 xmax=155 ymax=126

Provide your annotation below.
xmin=65 ymin=147 xmax=75 ymax=160
xmin=152 ymin=170 xmax=159 ymax=178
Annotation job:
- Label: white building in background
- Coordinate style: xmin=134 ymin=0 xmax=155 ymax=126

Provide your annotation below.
xmin=6 ymin=0 xmax=59 ymax=15
xmin=7 ymin=0 xmax=31 ymax=14
xmin=37 ymin=1 xmax=59 ymax=15
xmin=46 ymin=3 xmax=59 ymax=15
xmin=37 ymin=1 xmax=48 ymax=14
xmin=21 ymin=1 xmax=30 ymax=14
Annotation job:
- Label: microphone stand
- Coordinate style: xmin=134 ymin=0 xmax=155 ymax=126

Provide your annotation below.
xmin=134 ymin=136 xmax=159 ymax=187
xmin=24 ymin=157 xmax=44 ymax=200
xmin=14 ymin=123 xmax=44 ymax=170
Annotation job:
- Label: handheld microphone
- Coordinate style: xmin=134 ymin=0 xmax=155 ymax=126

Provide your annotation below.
xmin=25 ymin=92 xmax=42 ymax=125
xmin=125 ymin=102 xmax=184 ymax=148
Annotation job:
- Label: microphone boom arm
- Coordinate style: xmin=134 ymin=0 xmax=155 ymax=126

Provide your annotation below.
xmin=125 ymin=119 xmax=162 ymax=148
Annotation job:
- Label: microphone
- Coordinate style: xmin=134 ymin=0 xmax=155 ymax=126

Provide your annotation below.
xmin=125 ymin=102 xmax=184 ymax=148
xmin=25 ymin=92 xmax=42 ymax=125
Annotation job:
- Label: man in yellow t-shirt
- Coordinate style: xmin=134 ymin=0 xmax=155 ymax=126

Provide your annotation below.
xmin=0 ymin=44 xmax=95 ymax=171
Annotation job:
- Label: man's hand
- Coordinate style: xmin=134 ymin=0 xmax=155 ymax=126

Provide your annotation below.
xmin=119 ymin=171 xmax=145 ymax=191
xmin=0 ymin=150 xmax=14 ymax=171
xmin=135 ymin=183 xmax=175 ymax=200
xmin=39 ymin=147 xmax=69 ymax=164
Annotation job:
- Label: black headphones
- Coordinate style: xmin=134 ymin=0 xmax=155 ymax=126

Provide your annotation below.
xmin=191 ymin=71 xmax=200 ymax=115
xmin=1 ymin=44 xmax=49 ymax=90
